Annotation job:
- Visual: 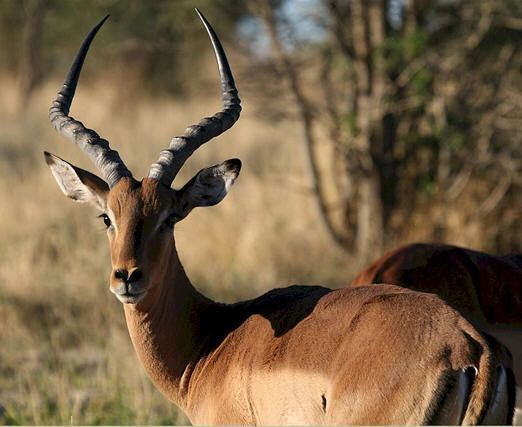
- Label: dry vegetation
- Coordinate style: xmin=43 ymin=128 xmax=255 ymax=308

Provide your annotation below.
xmin=0 ymin=75 xmax=355 ymax=424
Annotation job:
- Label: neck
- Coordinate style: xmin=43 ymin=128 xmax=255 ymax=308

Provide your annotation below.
xmin=123 ymin=245 xmax=218 ymax=410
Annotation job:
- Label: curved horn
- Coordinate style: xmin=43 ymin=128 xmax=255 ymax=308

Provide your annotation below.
xmin=49 ymin=15 xmax=132 ymax=188
xmin=148 ymin=8 xmax=242 ymax=186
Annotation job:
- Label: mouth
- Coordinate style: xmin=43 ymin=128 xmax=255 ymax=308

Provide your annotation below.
xmin=112 ymin=289 xmax=147 ymax=304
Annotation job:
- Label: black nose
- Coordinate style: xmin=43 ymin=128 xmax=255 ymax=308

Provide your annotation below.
xmin=114 ymin=269 xmax=127 ymax=281
xmin=114 ymin=268 xmax=142 ymax=283
xmin=128 ymin=268 xmax=142 ymax=283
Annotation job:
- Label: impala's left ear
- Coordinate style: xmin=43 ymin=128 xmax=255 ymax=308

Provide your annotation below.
xmin=176 ymin=159 xmax=241 ymax=218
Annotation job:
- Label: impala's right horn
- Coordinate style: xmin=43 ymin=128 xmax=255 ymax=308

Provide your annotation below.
xmin=49 ymin=15 xmax=133 ymax=188
xmin=148 ymin=9 xmax=242 ymax=187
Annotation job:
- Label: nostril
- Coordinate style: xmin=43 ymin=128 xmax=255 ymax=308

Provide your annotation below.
xmin=114 ymin=269 xmax=128 ymax=281
xmin=127 ymin=268 xmax=142 ymax=283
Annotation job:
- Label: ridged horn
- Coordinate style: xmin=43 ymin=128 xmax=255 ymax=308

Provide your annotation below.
xmin=49 ymin=15 xmax=132 ymax=188
xmin=148 ymin=8 xmax=241 ymax=186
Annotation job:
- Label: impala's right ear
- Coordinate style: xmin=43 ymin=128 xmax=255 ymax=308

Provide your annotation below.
xmin=44 ymin=151 xmax=109 ymax=211
xmin=175 ymin=159 xmax=241 ymax=219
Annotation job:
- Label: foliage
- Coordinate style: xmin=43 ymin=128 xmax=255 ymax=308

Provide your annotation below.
xmin=253 ymin=0 xmax=522 ymax=256
xmin=0 ymin=0 xmax=247 ymax=95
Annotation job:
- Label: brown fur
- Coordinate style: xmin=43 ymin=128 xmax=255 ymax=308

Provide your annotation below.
xmin=106 ymin=178 xmax=176 ymax=298
xmin=102 ymin=184 xmax=506 ymax=424
xmin=351 ymin=243 xmax=522 ymax=326
xmin=126 ymin=275 xmax=501 ymax=424
xmin=352 ymin=242 xmax=521 ymax=423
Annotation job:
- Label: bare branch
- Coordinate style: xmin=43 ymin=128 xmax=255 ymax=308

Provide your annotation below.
xmin=472 ymin=174 xmax=513 ymax=220
xmin=256 ymin=0 xmax=352 ymax=250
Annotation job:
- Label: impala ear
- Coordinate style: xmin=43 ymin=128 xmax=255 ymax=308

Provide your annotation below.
xmin=44 ymin=151 xmax=109 ymax=211
xmin=176 ymin=158 xmax=241 ymax=218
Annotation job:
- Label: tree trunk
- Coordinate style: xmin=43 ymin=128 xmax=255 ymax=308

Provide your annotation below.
xmin=18 ymin=0 xmax=49 ymax=110
xmin=350 ymin=0 xmax=386 ymax=261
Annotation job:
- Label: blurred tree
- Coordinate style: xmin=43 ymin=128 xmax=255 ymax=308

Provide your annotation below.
xmin=18 ymin=0 xmax=51 ymax=108
xmin=0 ymin=0 xmax=248 ymax=102
xmin=251 ymin=0 xmax=522 ymax=259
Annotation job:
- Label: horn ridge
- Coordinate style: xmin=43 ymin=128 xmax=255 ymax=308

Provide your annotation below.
xmin=49 ymin=15 xmax=132 ymax=188
xmin=148 ymin=9 xmax=241 ymax=186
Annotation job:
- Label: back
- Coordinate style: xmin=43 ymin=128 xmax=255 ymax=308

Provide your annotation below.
xmin=187 ymin=284 xmax=513 ymax=424
xmin=351 ymin=243 xmax=522 ymax=326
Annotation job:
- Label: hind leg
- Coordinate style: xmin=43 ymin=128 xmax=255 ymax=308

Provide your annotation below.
xmin=482 ymin=366 xmax=512 ymax=425
xmin=429 ymin=368 xmax=473 ymax=425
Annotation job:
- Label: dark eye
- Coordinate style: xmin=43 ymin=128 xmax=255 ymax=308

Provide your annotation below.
xmin=99 ymin=214 xmax=112 ymax=228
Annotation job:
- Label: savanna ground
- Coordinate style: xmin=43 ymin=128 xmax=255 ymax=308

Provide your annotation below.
xmin=0 ymin=74 xmax=357 ymax=424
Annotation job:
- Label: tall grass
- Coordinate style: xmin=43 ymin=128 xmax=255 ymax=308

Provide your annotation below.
xmin=0 ymin=77 xmax=353 ymax=425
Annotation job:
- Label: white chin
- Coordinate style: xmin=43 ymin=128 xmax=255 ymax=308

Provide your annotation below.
xmin=116 ymin=292 xmax=146 ymax=304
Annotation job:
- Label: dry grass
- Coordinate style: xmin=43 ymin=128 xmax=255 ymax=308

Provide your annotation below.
xmin=0 ymin=76 xmax=354 ymax=425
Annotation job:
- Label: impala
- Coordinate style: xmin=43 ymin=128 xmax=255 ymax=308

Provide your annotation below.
xmin=44 ymin=12 xmax=514 ymax=425
xmin=351 ymin=243 xmax=521 ymax=422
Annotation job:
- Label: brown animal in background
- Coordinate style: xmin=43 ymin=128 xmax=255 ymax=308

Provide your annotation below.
xmin=44 ymin=13 xmax=514 ymax=425
xmin=352 ymin=242 xmax=521 ymax=422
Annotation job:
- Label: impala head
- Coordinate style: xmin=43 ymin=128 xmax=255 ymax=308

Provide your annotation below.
xmin=44 ymin=11 xmax=241 ymax=305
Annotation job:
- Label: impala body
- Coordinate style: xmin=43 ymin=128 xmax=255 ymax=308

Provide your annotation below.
xmin=352 ymin=243 xmax=521 ymax=421
xmin=44 ymin=13 xmax=514 ymax=425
